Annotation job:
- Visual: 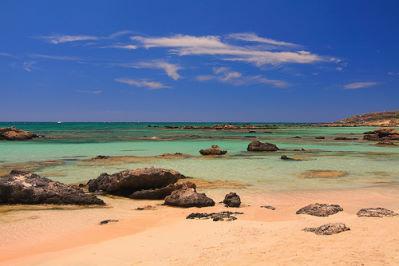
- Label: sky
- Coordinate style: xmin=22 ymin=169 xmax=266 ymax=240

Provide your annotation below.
xmin=1 ymin=0 xmax=399 ymax=122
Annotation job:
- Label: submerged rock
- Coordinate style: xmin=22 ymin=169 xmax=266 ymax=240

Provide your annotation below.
xmin=0 ymin=127 xmax=40 ymax=141
xmin=130 ymin=182 xmax=196 ymax=200
xmin=304 ymin=223 xmax=350 ymax=235
xmin=87 ymin=168 xmax=185 ymax=197
xmin=247 ymin=140 xmax=279 ymax=152
xmin=186 ymin=211 xmax=243 ymax=221
xmin=199 ymin=145 xmax=227 ymax=156
xmin=357 ymin=207 xmax=398 ymax=217
xmin=296 ymin=203 xmax=343 ymax=217
xmin=223 ymin=192 xmax=241 ymax=207
xmin=0 ymin=170 xmax=104 ymax=205
xmin=164 ymin=188 xmax=215 ymax=208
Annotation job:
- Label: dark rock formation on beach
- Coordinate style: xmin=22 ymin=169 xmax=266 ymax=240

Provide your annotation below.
xmin=186 ymin=211 xmax=243 ymax=221
xmin=357 ymin=207 xmax=398 ymax=217
xmin=87 ymin=168 xmax=185 ymax=197
xmin=304 ymin=223 xmax=350 ymax=235
xmin=199 ymin=145 xmax=227 ymax=156
xmin=223 ymin=192 xmax=241 ymax=207
xmin=0 ymin=127 xmax=41 ymax=141
xmin=164 ymin=187 xmax=215 ymax=208
xmin=130 ymin=181 xmax=196 ymax=200
xmin=247 ymin=140 xmax=279 ymax=152
xmin=0 ymin=170 xmax=104 ymax=205
xmin=280 ymin=155 xmax=300 ymax=161
xmin=363 ymin=128 xmax=399 ymax=141
xmin=296 ymin=203 xmax=343 ymax=217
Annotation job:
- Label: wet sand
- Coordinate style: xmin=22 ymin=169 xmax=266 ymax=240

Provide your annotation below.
xmin=1 ymin=186 xmax=399 ymax=265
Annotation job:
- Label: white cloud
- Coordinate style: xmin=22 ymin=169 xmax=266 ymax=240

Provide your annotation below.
xmin=102 ymin=44 xmax=137 ymax=50
xmin=23 ymin=61 xmax=36 ymax=72
xmin=228 ymin=32 xmax=298 ymax=47
xmin=115 ymin=78 xmax=168 ymax=89
xmin=41 ymin=34 xmax=99 ymax=44
xmin=30 ymin=54 xmax=81 ymax=61
xmin=132 ymin=60 xmax=181 ymax=80
xmin=343 ymin=81 xmax=378 ymax=90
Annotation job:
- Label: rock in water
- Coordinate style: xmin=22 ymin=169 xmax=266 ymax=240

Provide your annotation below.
xmin=0 ymin=170 xmax=104 ymax=205
xmin=247 ymin=140 xmax=279 ymax=152
xmin=186 ymin=211 xmax=243 ymax=221
xmin=0 ymin=127 xmax=40 ymax=141
xmin=357 ymin=207 xmax=398 ymax=217
xmin=223 ymin=192 xmax=241 ymax=207
xmin=87 ymin=168 xmax=185 ymax=196
xmin=164 ymin=188 xmax=215 ymax=208
xmin=199 ymin=145 xmax=227 ymax=156
xmin=296 ymin=203 xmax=343 ymax=217
xmin=304 ymin=223 xmax=350 ymax=235
xmin=363 ymin=128 xmax=399 ymax=141
xmin=130 ymin=182 xmax=196 ymax=200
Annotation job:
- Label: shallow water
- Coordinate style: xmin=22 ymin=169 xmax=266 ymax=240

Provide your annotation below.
xmin=0 ymin=122 xmax=398 ymax=191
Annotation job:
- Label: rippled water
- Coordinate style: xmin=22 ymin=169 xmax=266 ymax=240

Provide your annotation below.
xmin=0 ymin=122 xmax=398 ymax=191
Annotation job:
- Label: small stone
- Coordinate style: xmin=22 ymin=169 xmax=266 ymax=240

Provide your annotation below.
xmin=186 ymin=211 xmax=243 ymax=221
xmin=260 ymin=205 xmax=276 ymax=210
xmin=99 ymin=219 xmax=119 ymax=225
xmin=304 ymin=223 xmax=350 ymax=235
xmin=135 ymin=205 xmax=156 ymax=211
xmin=357 ymin=207 xmax=398 ymax=217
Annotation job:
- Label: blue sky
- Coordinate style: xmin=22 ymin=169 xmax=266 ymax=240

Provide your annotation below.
xmin=1 ymin=0 xmax=398 ymax=122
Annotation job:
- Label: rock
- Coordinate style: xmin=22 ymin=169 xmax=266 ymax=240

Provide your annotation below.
xmin=363 ymin=128 xmax=399 ymax=141
xmin=130 ymin=182 xmax=196 ymax=200
xmin=223 ymin=192 xmax=241 ymax=207
xmin=280 ymin=155 xmax=300 ymax=161
xmin=0 ymin=170 xmax=104 ymax=205
xmin=376 ymin=140 xmax=397 ymax=146
xmin=248 ymin=130 xmax=257 ymax=133
xmin=87 ymin=168 xmax=185 ymax=197
xmin=260 ymin=205 xmax=276 ymax=210
xmin=186 ymin=211 xmax=243 ymax=221
xmin=304 ymin=223 xmax=350 ymax=235
xmin=247 ymin=140 xmax=279 ymax=152
xmin=296 ymin=203 xmax=343 ymax=217
xmin=315 ymin=136 xmax=325 ymax=139
xmin=334 ymin=137 xmax=358 ymax=141
xmin=135 ymin=205 xmax=156 ymax=211
xmin=199 ymin=145 xmax=227 ymax=156
xmin=164 ymin=188 xmax=215 ymax=208
xmin=99 ymin=219 xmax=119 ymax=225
xmin=357 ymin=207 xmax=398 ymax=217
xmin=93 ymin=155 xmax=110 ymax=160
xmin=0 ymin=127 xmax=40 ymax=141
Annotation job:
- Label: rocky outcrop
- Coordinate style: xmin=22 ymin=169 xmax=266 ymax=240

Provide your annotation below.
xmin=247 ymin=140 xmax=279 ymax=152
xmin=0 ymin=127 xmax=40 ymax=141
xmin=325 ymin=111 xmax=399 ymax=127
xmin=130 ymin=182 xmax=196 ymax=200
xmin=304 ymin=223 xmax=350 ymax=235
xmin=199 ymin=145 xmax=227 ymax=156
xmin=296 ymin=203 xmax=343 ymax=217
xmin=363 ymin=128 xmax=399 ymax=141
xmin=223 ymin=192 xmax=241 ymax=207
xmin=186 ymin=211 xmax=243 ymax=221
xmin=164 ymin=187 xmax=215 ymax=208
xmin=87 ymin=168 xmax=185 ymax=197
xmin=357 ymin=207 xmax=398 ymax=217
xmin=0 ymin=170 xmax=104 ymax=205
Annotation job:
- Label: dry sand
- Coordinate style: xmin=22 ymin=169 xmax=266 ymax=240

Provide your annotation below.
xmin=1 ymin=187 xmax=399 ymax=266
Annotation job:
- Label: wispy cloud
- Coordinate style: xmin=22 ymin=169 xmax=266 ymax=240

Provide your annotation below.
xmin=30 ymin=53 xmax=81 ymax=61
xmin=196 ymin=66 xmax=287 ymax=88
xmin=343 ymin=81 xmax=378 ymax=90
xmin=115 ymin=78 xmax=169 ymax=89
xmin=76 ymin=89 xmax=103 ymax=95
xmin=0 ymin=52 xmax=16 ymax=58
xmin=39 ymin=31 xmax=132 ymax=44
xmin=23 ymin=61 xmax=36 ymax=72
xmin=228 ymin=32 xmax=298 ymax=48
xmin=102 ymin=44 xmax=137 ymax=50
xmin=124 ymin=60 xmax=181 ymax=80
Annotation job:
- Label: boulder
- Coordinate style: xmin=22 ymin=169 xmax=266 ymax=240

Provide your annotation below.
xmin=296 ymin=203 xmax=343 ymax=217
xmin=186 ymin=211 xmax=243 ymax=221
xmin=0 ymin=127 xmax=40 ymax=141
xmin=357 ymin=207 xmax=398 ymax=217
xmin=223 ymin=192 xmax=241 ymax=207
xmin=130 ymin=182 xmax=196 ymax=200
xmin=247 ymin=140 xmax=279 ymax=152
xmin=164 ymin=188 xmax=215 ymax=208
xmin=199 ymin=145 xmax=227 ymax=156
xmin=87 ymin=168 xmax=185 ymax=196
xmin=304 ymin=223 xmax=350 ymax=235
xmin=0 ymin=170 xmax=104 ymax=205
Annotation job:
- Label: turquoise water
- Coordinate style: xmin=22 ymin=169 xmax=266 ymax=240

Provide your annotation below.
xmin=0 ymin=122 xmax=398 ymax=191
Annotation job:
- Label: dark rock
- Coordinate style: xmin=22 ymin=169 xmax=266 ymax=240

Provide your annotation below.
xmin=248 ymin=130 xmax=257 ymax=133
xmin=296 ymin=203 xmax=343 ymax=217
xmin=135 ymin=205 xmax=156 ymax=211
xmin=334 ymin=137 xmax=358 ymax=141
xmin=93 ymin=155 xmax=110 ymax=160
xmin=293 ymin=136 xmax=302 ymax=139
xmin=304 ymin=223 xmax=350 ymax=235
xmin=99 ymin=219 xmax=119 ymax=225
xmin=260 ymin=205 xmax=276 ymax=210
xmin=87 ymin=168 xmax=185 ymax=197
xmin=223 ymin=192 xmax=241 ymax=207
xmin=247 ymin=140 xmax=279 ymax=152
xmin=363 ymin=128 xmax=399 ymax=141
xmin=315 ymin=136 xmax=325 ymax=139
xmin=199 ymin=145 xmax=227 ymax=156
xmin=186 ymin=211 xmax=243 ymax=221
xmin=0 ymin=127 xmax=40 ymax=141
xmin=357 ymin=207 xmax=398 ymax=217
xmin=130 ymin=182 xmax=196 ymax=200
xmin=281 ymin=155 xmax=295 ymax=161
xmin=0 ymin=170 xmax=104 ymax=205
xmin=164 ymin=188 xmax=215 ymax=208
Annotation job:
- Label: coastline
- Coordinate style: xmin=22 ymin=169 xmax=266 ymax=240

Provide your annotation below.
xmin=2 ymin=186 xmax=399 ymax=265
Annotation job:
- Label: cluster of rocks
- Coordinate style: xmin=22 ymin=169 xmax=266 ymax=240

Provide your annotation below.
xmin=363 ymin=128 xmax=399 ymax=141
xmin=199 ymin=145 xmax=227 ymax=156
xmin=186 ymin=211 xmax=243 ymax=221
xmin=0 ymin=127 xmax=41 ymax=141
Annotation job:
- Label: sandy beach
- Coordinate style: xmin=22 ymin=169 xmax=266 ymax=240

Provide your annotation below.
xmin=1 ymin=186 xmax=398 ymax=266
